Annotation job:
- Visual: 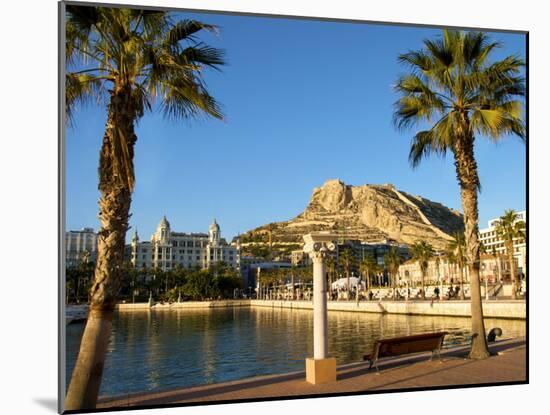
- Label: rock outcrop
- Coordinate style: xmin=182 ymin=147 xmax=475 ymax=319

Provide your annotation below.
xmin=240 ymin=179 xmax=464 ymax=249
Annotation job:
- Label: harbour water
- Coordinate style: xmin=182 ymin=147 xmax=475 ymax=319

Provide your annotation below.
xmin=66 ymin=306 xmax=526 ymax=397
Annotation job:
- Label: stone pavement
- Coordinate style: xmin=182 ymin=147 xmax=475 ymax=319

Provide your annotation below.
xmin=98 ymin=337 xmax=526 ymax=409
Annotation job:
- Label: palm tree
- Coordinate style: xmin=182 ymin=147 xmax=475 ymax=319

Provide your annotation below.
xmin=448 ymin=232 xmax=467 ymax=299
xmin=410 ymin=241 xmax=434 ymax=299
xmin=434 ymin=254 xmax=443 ymax=300
xmin=290 ymin=264 xmax=297 ymax=300
xmin=360 ymin=253 xmax=377 ymax=297
xmin=495 ymin=210 xmax=526 ymax=299
xmin=384 ymin=247 xmax=402 ymax=299
xmin=394 ymin=30 xmax=525 ymax=359
xmin=490 ymin=244 xmax=503 ymax=284
xmin=338 ymin=248 xmax=355 ymax=300
xmin=64 ymin=6 xmax=225 ymax=410
xmin=445 ymin=249 xmax=457 ymax=287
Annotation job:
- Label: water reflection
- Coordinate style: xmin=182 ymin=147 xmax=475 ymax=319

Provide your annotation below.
xmin=66 ymin=307 xmax=525 ymax=397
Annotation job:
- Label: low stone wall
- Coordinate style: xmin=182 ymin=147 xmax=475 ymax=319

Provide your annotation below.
xmin=114 ymin=299 xmax=525 ymax=319
xmin=156 ymin=300 xmax=250 ymax=309
xmin=115 ymin=300 xmax=250 ymax=311
xmin=116 ymin=303 xmax=151 ymax=310
xmin=250 ymin=299 xmax=526 ymax=319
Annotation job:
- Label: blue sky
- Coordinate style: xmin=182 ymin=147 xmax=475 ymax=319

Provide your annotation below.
xmin=66 ymin=12 xmax=527 ymax=242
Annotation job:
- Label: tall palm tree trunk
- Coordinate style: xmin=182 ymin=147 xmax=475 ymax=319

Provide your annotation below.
xmin=420 ymin=270 xmax=426 ymax=300
xmin=66 ymin=87 xmax=136 ymax=410
xmin=507 ymin=241 xmax=517 ymax=299
xmin=460 ymin=266 xmax=465 ymax=300
xmin=346 ymin=267 xmax=350 ymax=301
xmin=455 ymin=131 xmax=489 ymax=359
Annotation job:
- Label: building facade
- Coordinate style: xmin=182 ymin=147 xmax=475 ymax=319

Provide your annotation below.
xmin=128 ymin=217 xmax=239 ymax=271
xmin=398 ymin=253 xmax=515 ymax=287
xmin=479 ymin=210 xmax=527 ymax=274
xmin=66 ymin=227 xmax=99 ymax=268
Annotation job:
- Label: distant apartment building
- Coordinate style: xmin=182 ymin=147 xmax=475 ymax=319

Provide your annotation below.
xmin=128 ymin=217 xmax=239 ymax=271
xmin=479 ymin=210 xmax=526 ymax=274
xmin=65 ymin=227 xmax=99 ymax=268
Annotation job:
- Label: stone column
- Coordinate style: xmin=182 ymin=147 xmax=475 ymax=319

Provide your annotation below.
xmin=303 ymin=232 xmax=337 ymax=384
xmin=311 ymin=251 xmax=328 ymax=359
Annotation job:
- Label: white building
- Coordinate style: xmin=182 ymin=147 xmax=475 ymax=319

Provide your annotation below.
xmin=129 ymin=217 xmax=239 ymax=271
xmin=66 ymin=227 xmax=99 ymax=268
xmin=399 ymin=210 xmax=527 ymax=286
xmin=479 ymin=210 xmax=526 ymax=274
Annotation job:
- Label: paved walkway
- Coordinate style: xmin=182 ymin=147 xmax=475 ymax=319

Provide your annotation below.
xmin=98 ymin=338 xmax=526 ymax=409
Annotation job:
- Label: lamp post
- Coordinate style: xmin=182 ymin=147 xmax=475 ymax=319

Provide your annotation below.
xmin=303 ymin=232 xmax=337 ymax=384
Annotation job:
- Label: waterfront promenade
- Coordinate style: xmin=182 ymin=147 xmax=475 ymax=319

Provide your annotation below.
xmin=97 ymin=337 xmax=526 ymax=409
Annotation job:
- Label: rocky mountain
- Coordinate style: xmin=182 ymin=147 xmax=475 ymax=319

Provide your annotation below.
xmin=240 ymin=179 xmax=464 ymax=250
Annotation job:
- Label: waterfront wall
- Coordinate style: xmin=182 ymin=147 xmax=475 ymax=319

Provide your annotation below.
xmin=115 ymin=300 xmax=250 ymax=311
xmin=250 ymin=299 xmax=526 ymax=319
xmin=114 ymin=299 xmax=525 ymax=319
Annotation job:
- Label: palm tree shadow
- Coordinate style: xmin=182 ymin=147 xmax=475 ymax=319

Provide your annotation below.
xmin=34 ymin=398 xmax=57 ymax=412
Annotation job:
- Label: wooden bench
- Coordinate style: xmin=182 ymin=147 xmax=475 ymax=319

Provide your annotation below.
xmin=363 ymin=332 xmax=447 ymax=373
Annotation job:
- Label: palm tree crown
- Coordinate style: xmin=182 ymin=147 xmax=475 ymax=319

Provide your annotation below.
xmin=411 ymin=240 xmax=433 ymax=300
xmin=495 ymin=210 xmax=526 ymax=244
xmin=447 ymin=232 xmax=466 ymax=270
xmin=66 ymin=6 xmax=225 ymax=189
xmin=411 ymin=241 xmax=434 ymax=273
xmin=384 ymin=247 xmax=402 ymax=279
xmin=394 ymin=30 xmax=525 ymax=170
xmin=384 ymin=247 xmax=402 ymax=298
xmin=338 ymin=248 xmax=355 ymax=273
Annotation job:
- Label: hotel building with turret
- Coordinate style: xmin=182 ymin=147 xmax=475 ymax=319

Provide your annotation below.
xmin=128 ymin=217 xmax=239 ymax=271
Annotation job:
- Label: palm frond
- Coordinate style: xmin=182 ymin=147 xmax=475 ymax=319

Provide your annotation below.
xmin=160 ymin=78 xmax=223 ymax=120
xmin=66 ymin=72 xmax=107 ymax=124
xmin=179 ymin=45 xmax=225 ymax=70
xmin=165 ymin=20 xmax=217 ymax=48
